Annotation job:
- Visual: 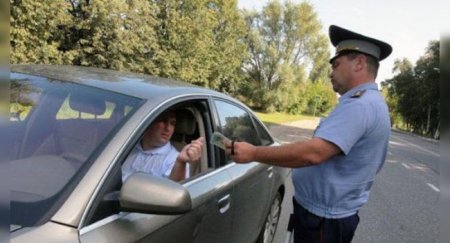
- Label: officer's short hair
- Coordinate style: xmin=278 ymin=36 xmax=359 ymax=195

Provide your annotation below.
xmin=343 ymin=51 xmax=380 ymax=77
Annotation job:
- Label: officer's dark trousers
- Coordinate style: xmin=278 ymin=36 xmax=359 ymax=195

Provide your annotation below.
xmin=293 ymin=198 xmax=359 ymax=243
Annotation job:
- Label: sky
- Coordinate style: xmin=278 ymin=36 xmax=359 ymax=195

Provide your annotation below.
xmin=238 ymin=0 xmax=448 ymax=83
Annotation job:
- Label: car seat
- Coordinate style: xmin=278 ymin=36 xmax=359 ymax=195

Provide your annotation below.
xmin=171 ymin=108 xmax=200 ymax=177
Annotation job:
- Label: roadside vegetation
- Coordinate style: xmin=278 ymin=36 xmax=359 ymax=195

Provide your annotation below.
xmin=381 ymin=41 xmax=439 ymax=139
xmin=254 ymin=111 xmax=316 ymax=126
xmin=10 ymin=0 xmax=336 ymax=117
xmin=10 ymin=0 xmax=439 ymax=138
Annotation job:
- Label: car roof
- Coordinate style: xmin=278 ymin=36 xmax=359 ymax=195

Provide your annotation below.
xmin=11 ymin=64 xmax=229 ymax=101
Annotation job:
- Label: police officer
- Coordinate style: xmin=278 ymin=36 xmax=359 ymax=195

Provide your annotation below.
xmin=226 ymin=25 xmax=392 ymax=242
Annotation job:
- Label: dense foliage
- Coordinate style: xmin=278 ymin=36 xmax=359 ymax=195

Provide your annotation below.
xmin=382 ymin=41 xmax=439 ymax=138
xmin=10 ymin=0 xmax=337 ymax=116
xmin=240 ymin=1 xmax=333 ymax=113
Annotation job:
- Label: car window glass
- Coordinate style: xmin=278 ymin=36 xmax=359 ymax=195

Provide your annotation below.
xmin=10 ymin=101 xmax=34 ymax=122
xmin=56 ymin=98 xmax=115 ymax=119
xmin=9 ymin=80 xmax=42 ymax=121
xmin=124 ymin=105 xmax=134 ymax=116
xmin=8 ymin=73 xmax=143 ymax=228
xmin=252 ymin=116 xmax=273 ymax=146
xmin=214 ymin=100 xmax=261 ymax=146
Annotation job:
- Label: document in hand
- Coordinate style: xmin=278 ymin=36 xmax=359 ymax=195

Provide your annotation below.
xmin=210 ymin=132 xmax=231 ymax=150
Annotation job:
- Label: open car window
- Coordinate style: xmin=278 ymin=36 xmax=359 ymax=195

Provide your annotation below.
xmin=84 ymin=101 xmax=212 ymax=225
xmin=120 ymin=101 xmax=210 ymax=183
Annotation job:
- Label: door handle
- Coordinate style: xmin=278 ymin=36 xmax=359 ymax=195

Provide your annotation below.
xmin=267 ymin=166 xmax=274 ymax=178
xmin=218 ymin=194 xmax=231 ymax=214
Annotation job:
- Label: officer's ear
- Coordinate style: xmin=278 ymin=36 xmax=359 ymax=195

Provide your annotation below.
xmin=354 ymin=54 xmax=367 ymax=72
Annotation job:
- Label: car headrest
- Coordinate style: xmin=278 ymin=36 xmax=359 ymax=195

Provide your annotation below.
xmin=175 ymin=109 xmax=196 ymax=135
xmin=69 ymin=93 xmax=106 ymax=115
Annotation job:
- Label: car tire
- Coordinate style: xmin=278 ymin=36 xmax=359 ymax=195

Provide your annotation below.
xmin=256 ymin=192 xmax=282 ymax=243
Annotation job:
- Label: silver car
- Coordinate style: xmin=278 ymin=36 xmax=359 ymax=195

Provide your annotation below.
xmin=7 ymin=65 xmax=289 ymax=243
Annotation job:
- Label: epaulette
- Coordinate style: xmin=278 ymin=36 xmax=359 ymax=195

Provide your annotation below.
xmin=351 ymin=89 xmax=366 ymax=98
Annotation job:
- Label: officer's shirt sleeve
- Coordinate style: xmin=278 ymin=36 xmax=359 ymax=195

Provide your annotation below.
xmin=313 ymin=101 xmax=367 ymax=155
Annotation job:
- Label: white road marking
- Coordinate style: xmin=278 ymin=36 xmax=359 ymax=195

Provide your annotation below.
xmin=402 ymin=163 xmax=411 ymax=169
xmin=386 ymin=159 xmax=397 ymax=163
xmin=391 ymin=135 xmax=439 ymax=157
xmin=411 ymin=164 xmax=428 ymax=172
xmin=426 ymin=183 xmax=440 ymax=192
xmin=389 ymin=141 xmax=405 ymax=146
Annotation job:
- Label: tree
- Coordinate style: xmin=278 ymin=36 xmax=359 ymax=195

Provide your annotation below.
xmin=152 ymin=0 xmax=248 ymax=92
xmin=11 ymin=0 xmax=160 ymax=72
xmin=10 ymin=0 xmax=72 ymax=64
xmin=303 ymin=80 xmax=337 ymax=115
xmin=10 ymin=0 xmax=248 ymax=94
xmin=241 ymin=0 xmax=330 ymax=112
xmin=414 ymin=41 xmax=439 ymax=136
xmin=1 ymin=0 xmax=9 ymax=64
xmin=60 ymin=0 xmax=160 ymax=73
xmin=384 ymin=41 xmax=439 ymax=138
xmin=206 ymin=0 xmax=249 ymax=94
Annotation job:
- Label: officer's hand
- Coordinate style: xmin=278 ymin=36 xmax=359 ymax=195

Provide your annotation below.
xmin=225 ymin=140 xmax=256 ymax=163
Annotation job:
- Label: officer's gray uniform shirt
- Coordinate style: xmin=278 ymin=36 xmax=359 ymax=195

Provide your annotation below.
xmin=292 ymin=82 xmax=390 ymax=219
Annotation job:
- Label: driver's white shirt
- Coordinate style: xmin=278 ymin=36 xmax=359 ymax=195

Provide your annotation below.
xmin=121 ymin=142 xmax=180 ymax=181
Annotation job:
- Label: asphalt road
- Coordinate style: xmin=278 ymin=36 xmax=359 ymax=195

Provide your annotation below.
xmin=269 ymin=123 xmax=440 ymax=243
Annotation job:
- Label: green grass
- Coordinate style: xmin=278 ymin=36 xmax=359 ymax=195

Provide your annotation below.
xmin=254 ymin=111 xmax=316 ymax=126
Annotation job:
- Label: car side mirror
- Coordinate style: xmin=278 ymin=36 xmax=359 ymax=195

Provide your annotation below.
xmin=119 ymin=173 xmax=192 ymax=215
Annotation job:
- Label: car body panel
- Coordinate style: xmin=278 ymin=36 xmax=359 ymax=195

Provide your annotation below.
xmin=11 ymin=222 xmax=78 ymax=243
xmin=226 ymin=162 xmax=274 ymax=243
xmin=11 ymin=64 xmax=227 ymax=102
xmin=51 ymin=100 xmax=157 ymax=227
xmin=79 ymin=168 xmax=234 ymax=243
xmin=9 ymin=65 xmax=290 ymax=243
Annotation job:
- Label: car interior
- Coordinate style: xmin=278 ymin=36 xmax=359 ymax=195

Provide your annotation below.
xmin=121 ymin=101 xmax=212 ymax=182
xmin=29 ymin=92 xmax=115 ymax=168
xmin=170 ymin=102 xmax=214 ymax=178
xmin=171 ymin=107 xmax=203 ymax=176
xmin=86 ymin=101 xmax=214 ymax=225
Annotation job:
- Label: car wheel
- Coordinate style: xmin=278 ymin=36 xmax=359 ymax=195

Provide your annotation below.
xmin=257 ymin=192 xmax=282 ymax=243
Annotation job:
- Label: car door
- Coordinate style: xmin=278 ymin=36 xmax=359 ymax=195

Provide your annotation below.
xmin=79 ymin=171 xmax=234 ymax=243
xmin=79 ymin=99 xmax=235 ymax=243
xmin=212 ymin=99 xmax=275 ymax=243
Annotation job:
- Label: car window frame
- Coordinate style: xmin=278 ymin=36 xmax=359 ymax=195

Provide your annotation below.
xmin=79 ymin=95 xmax=222 ymax=229
xmin=250 ymin=113 xmax=275 ymax=146
xmin=210 ymin=98 xmax=274 ymax=164
xmin=78 ymin=94 xmax=275 ymax=238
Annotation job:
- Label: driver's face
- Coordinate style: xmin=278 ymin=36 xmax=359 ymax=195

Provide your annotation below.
xmin=143 ymin=111 xmax=176 ymax=148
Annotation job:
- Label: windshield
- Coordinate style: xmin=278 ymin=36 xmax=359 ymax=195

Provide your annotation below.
xmin=5 ymin=73 xmax=143 ymax=228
